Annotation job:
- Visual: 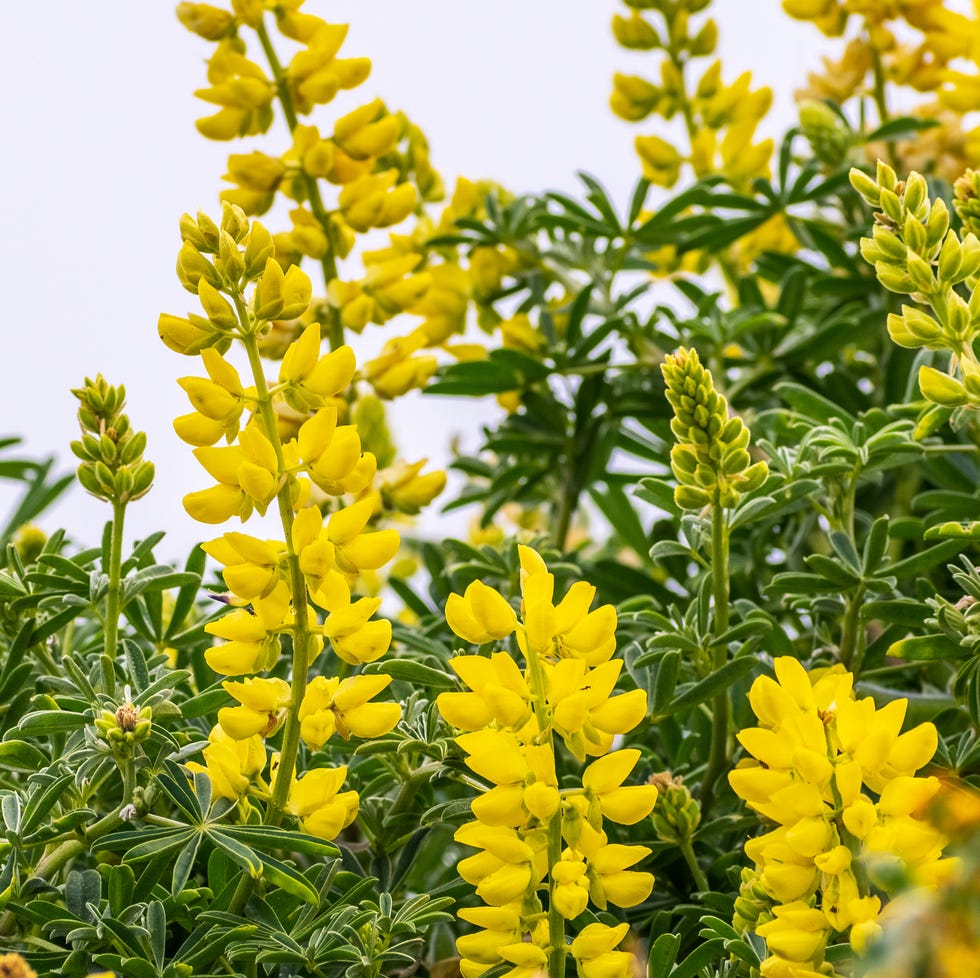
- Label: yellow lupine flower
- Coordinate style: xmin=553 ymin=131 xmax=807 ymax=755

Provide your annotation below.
xmin=377 ymin=458 xmax=446 ymax=514
xmin=298 ymin=673 xmax=401 ymax=748
xmin=202 ymin=531 xmax=284 ymax=600
xmin=278 ymin=323 xmax=357 ymax=410
xmin=187 ymin=726 xmax=266 ymax=801
xmin=324 ymin=497 xmax=400 ymax=577
xmin=445 ymin=582 xmax=519 ymax=646
xmin=286 ymin=766 xmax=358 ymax=840
xmin=338 ymin=170 xmax=416 ymax=232
xmin=185 ymin=421 xmax=280 ymax=523
xmin=551 ymin=850 xmax=590 ymax=918
xmin=362 ymin=331 xmax=438 ymax=399
xmin=437 ymin=652 xmax=530 ymax=730
xmin=204 ymin=581 xmax=290 ymax=675
xmin=582 ymin=749 xmax=659 ymax=825
xmin=218 ymin=676 xmax=291 ymax=739
xmin=586 ymin=842 xmax=654 ymax=908
xmin=570 ymin=922 xmax=632 ymax=978
xmin=731 ymin=657 xmax=947 ymax=967
xmin=322 ymin=594 xmax=392 ymax=664
xmin=410 ymin=262 xmax=469 ymax=344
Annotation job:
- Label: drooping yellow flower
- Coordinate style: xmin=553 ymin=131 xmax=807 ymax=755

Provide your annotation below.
xmin=218 ymin=676 xmax=291 ymax=739
xmin=187 ymin=726 xmax=266 ymax=801
xmin=298 ymin=673 xmax=401 ymax=748
xmin=287 ymin=765 xmax=359 ymax=840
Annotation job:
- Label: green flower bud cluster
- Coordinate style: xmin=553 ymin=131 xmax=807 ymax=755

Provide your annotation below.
xmin=649 ymin=771 xmax=702 ymax=844
xmin=799 ymin=100 xmax=851 ymax=167
xmin=70 ymin=376 xmax=154 ymax=505
xmin=732 ymin=866 xmax=775 ymax=937
xmin=94 ymin=702 xmax=153 ymax=753
xmin=850 ymin=161 xmax=980 ymax=411
xmin=661 ymin=347 xmax=768 ymax=510
xmin=160 ymin=201 xmax=312 ymax=355
xmin=953 ymin=169 xmax=980 ymax=239
xmin=611 ymin=0 xmax=717 ymax=128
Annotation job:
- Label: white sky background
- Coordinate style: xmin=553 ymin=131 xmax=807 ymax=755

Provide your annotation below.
xmin=0 ymin=0 xmax=818 ymax=560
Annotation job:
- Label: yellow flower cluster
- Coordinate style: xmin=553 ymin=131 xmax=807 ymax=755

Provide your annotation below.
xmin=437 ymin=546 xmax=656 ymax=978
xmin=611 ymin=0 xmax=773 ymax=188
xmin=730 ymin=657 xmax=949 ymax=977
xmin=176 ymin=0 xmax=448 ymax=507
xmin=162 ymin=203 xmax=403 ymax=838
xmin=785 ymin=0 xmax=979 ymax=181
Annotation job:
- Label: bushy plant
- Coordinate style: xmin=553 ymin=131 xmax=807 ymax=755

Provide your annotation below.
xmin=0 ymin=2 xmax=978 ymax=977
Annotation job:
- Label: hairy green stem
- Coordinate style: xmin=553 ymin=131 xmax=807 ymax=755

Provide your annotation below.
xmin=840 ymin=584 xmax=866 ymax=674
xmin=700 ymin=497 xmax=730 ymax=813
xmin=237 ymin=328 xmax=313 ymax=824
xmin=521 ymin=632 xmax=565 ymax=978
xmin=679 ymin=837 xmax=709 ymax=893
xmin=101 ymin=499 xmax=126 ymax=696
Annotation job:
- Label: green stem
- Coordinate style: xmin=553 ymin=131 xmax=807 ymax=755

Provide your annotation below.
xmin=679 ymin=837 xmax=709 ymax=893
xmin=700 ymin=497 xmax=730 ymax=813
xmin=255 ymin=19 xmax=344 ymax=351
xmin=840 ymin=585 xmax=866 ymax=674
xmin=0 ymin=804 xmax=126 ymax=936
xmin=869 ymin=41 xmax=890 ymax=129
xmin=102 ymin=499 xmax=126 ymax=696
xmin=237 ymin=328 xmax=313 ymax=825
xmin=521 ymin=633 xmax=565 ymax=978
xmin=553 ymin=467 xmax=579 ymax=553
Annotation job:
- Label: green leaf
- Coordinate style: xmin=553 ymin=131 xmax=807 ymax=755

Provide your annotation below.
xmin=17 ymin=710 xmax=89 ymax=737
xmin=659 ymin=658 xmax=758 ymax=717
xmin=172 ymin=833 xmax=202 ymax=895
xmin=864 ymin=115 xmax=940 ymax=143
xmin=652 ymin=651 xmax=681 ymax=714
xmin=0 ymin=740 xmax=47 ymax=771
xmin=884 ymin=539 xmax=965 ymax=579
xmin=887 ymin=634 xmax=967 ymax=661
xmin=775 ymin=381 xmax=856 ymax=424
xmin=122 ymin=829 xmax=197 ymax=863
xmin=20 ymin=774 xmax=74 ymax=836
xmin=365 ymin=659 xmax=455 ymax=689
xmin=221 ymin=826 xmax=338 ymax=857
xmin=648 ymin=933 xmax=680 ymax=978
xmin=670 ymin=938 xmax=726 ymax=978
xmin=208 ymin=830 xmax=263 ymax=877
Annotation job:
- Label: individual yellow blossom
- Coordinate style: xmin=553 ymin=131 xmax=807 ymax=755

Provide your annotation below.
xmin=175 ymin=348 xmax=248 ymax=446
xmin=202 ymin=532 xmax=284 ymax=600
xmin=298 ymin=673 xmax=401 ymax=748
xmin=338 ymin=170 xmax=416 ymax=232
xmin=286 ymin=765 xmax=359 ymax=840
xmin=333 ymin=98 xmax=401 ymax=159
xmin=409 ymin=262 xmax=469 ymax=344
xmin=204 ymin=581 xmax=291 ymax=675
xmin=438 ymin=652 xmax=530 ymax=731
xmin=322 ymin=594 xmax=392 ymax=664
xmin=376 ymin=458 xmax=446 ymax=514
xmin=218 ymin=676 xmax=291 ymax=739
xmin=582 ymin=749 xmax=659 ymax=825
xmin=187 ymin=726 xmax=266 ymax=801
xmin=184 ymin=421 xmax=280 ymax=523
xmin=570 ymin=922 xmax=633 ymax=978
xmin=278 ymin=323 xmax=357 ymax=411
xmin=294 ymin=406 xmax=373 ymax=497
xmin=194 ymin=41 xmax=274 ymax=141
xmin=361 ymin=330 xmax=438 ymax=399
xmin=445 ymin=582 xmax=519 ymax=646
xmin=547 ymin=658 xmax=648 ymax=760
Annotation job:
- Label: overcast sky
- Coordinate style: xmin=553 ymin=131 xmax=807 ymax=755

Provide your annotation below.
xmin=0 ymin=1 xmax=816 ymax=558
